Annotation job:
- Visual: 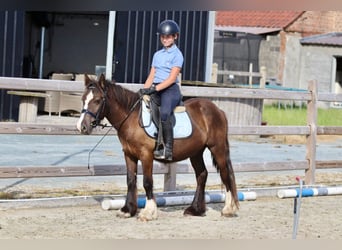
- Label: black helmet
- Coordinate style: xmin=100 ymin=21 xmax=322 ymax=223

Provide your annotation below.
xmin=157 ymin=20 xmax=180 ymax=35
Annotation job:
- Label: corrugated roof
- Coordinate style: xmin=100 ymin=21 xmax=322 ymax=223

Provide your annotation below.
xmin=216 ymin=11 xmax=304 ymax=28
xmin=300 ymin=33 xmax=342 ymax=46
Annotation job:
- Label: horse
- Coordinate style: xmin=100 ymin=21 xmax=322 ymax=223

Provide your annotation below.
xmin=77 ymin=74 xmax=239 ymax=221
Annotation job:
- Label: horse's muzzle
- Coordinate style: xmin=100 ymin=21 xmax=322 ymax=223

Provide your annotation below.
xmin=77 ymin=117 xmax=93 ymax=135
xmin=80 ymin=124 xmax=90 ymax=135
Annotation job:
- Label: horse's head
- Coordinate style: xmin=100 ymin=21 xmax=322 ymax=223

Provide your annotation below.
xmin=77 ymin=74 xmax=107 ymax=134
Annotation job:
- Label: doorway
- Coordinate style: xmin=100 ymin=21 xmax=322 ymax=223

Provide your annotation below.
xmin=332 ymin=56 xmax=342 ymax=107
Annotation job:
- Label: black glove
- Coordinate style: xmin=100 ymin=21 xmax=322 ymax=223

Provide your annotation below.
xmin=139 ymin=85 xmax=157 ymax=96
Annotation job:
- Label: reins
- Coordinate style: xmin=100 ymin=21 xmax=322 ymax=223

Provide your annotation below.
xmin=115 ymin=95 xmax=143 ymax=132
xmin=85 ymin=89 xmax=143 ymax=169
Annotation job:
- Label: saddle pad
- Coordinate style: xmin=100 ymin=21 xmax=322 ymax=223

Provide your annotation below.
xmin=141 ymin=100 xmax=192 ymax=139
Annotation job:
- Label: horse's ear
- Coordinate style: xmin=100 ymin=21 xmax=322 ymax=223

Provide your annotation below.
xmin=99 ymin=73 xmax=106 ymax=90
xmin=84 ymin=74 xmax=91 ymax=86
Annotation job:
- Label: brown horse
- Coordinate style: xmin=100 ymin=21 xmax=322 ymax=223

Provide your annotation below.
xmin=77 ymin=74 xmax=239 ymax=221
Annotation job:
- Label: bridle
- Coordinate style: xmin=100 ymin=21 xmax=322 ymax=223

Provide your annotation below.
xmin=81 ymin=84 xmax=107 ymax=128
xmin=81 ymin=83 xmax=143 ymax=131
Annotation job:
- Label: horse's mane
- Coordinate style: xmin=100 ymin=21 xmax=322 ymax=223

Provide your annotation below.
xmin=105 ymin=80 xmax=141 ymax=111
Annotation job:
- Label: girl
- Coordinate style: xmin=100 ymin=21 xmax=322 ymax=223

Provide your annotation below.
xmin=140 ymin=20 xmax=183 ymax=161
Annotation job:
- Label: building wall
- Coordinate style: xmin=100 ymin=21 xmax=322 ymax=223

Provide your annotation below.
xmin=259 ymin=34 xmax=281 ymax=83
xmin=0 ymin=11 xmax=25 ymax=121
xmin=114 ymin=11 xmax=209 ymax=83
xmin=286 ymin=11 xmax=342 ymax=36
xmin=300 ymin=45 xmax=342 ymax=89
xmin=282 ymin=34 xmax=303 ymax=89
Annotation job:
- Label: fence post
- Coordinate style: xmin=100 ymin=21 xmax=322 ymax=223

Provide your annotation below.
xmin=248 ymin=63 xmax=253 ymax=86
xmin=260 ymin=66 xmax=267 ymax=88
xmin=211 ymin=63 xmax=218 ymax=83
xmin=305 ymin=80 xmax=318 ymax=184
xmin=163 ymin=163 xmax=177 ymax=191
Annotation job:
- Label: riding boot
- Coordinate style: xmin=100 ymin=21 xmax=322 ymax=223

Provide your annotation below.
xmin=154 ymin=119 xmax=173 ymax=161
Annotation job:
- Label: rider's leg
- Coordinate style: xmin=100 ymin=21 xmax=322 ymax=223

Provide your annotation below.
xmin=153 ymin=84 xmax=181 ymax=161
xmin=154 ymin=117 xmax=173 ymax=161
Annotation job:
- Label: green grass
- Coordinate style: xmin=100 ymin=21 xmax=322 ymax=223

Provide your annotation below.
xmin=263 ymin=104 xmax=342 ymax=126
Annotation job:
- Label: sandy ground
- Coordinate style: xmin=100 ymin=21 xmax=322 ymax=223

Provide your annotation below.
xmin=0 ymin=195 xmax=341 ymax=239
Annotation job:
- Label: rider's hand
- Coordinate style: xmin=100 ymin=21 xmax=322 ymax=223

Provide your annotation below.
xmin=139 ymin=85 xmax=157 ymax=96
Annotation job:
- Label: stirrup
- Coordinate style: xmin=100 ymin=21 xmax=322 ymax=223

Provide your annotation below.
xmin=154 ymin=148 xmax=172 ymax=161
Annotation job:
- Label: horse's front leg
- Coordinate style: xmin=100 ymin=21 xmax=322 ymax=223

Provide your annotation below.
xmin=137 ymin=156 xmax=158 ymax=221
xmin=117 ymin=153 xmax=138 ymax=218
xmin=184 ymin=154 xmax=207 ymax=216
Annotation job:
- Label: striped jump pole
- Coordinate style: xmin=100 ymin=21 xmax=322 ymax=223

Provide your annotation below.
xmin=101 ymin=191 xmax=257 ymax=210
xmin=277 ymin=186 xmax=342 ymax=199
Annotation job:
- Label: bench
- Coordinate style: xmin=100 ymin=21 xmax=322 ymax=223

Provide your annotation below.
xmin=7 ymin=90 xmax=52 ymax=122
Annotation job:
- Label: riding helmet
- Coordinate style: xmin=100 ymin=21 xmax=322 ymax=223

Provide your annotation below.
xmin=157 ymin=20 xmax=180 ymax=35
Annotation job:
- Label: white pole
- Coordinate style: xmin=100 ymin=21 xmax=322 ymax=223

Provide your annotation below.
xmin=205 ymin=11 xmax=216 ymax=83
xmin=292 ymin=177 xmax=303 ymax=239
xmin=39 ymin=26 xmax=45 ymax=79
xmin=105 ymin=11 xmax=116 ymax=80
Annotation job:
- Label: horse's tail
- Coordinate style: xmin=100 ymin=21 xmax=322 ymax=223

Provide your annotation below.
xmin=225 ymin=146 xmax=240 ymax=209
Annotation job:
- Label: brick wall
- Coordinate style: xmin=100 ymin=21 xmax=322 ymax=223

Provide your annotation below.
xmin=286 ymin=11 xmax=342 ymax=36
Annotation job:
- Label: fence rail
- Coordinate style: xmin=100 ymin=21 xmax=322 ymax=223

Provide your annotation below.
xmin=1 ymin=77 xmax=342 ymax=190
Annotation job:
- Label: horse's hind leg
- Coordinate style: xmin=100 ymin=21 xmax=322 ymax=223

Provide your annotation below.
xmin=184 ymin=152 xmax=208 ymax=216
xmin=209 ymin=145 xmax=239 ymax=217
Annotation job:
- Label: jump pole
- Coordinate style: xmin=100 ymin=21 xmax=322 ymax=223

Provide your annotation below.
xmin=277 ymin=186 xmax=342 ymax=199
xmin=101 ymin=191 xmax=257 ymax=210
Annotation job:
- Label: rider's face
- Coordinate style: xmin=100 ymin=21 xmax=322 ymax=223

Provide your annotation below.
xmin=160 ymin=34 xmax=177 ymax=48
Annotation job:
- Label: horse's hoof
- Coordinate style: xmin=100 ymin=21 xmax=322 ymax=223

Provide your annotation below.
xmin=116 ymin=210 xmax=132 ymax=218
xmin=221 ymin=208 xmax=238 ymax=217
xmin=137 ymin=215 xmax=150 ymax=222
xmin=221 ymin=211 xmax=238 ymax=217
xmin=137 ymin=199 xmax=158 ymax=221
xmin=184 ymin=206 xmax=206 ymax=216
xmin=221 ymin=204 xmax=238 ymax=217
xmin=137 ymin=211 xmax=158 ymax=221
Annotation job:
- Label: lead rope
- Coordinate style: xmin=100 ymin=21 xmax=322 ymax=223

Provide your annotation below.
xmin=87 ymin=127 xmax=113 ymax=171
xmin=87 ymin=95 xmax=143 ymax=171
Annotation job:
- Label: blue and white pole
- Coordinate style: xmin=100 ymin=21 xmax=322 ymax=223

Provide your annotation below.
xmin=277 ymin=186 xmax=342 ymax=198
xmin=101 ymin=191 xmax=257 ymax=210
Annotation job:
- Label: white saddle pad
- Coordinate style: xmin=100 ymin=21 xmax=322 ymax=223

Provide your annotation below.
xmin=141 ymin=100 xmax=192 ymax=139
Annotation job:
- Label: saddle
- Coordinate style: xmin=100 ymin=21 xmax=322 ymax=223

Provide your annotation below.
xmin=139 ymin=95 xmax=192 ymax=139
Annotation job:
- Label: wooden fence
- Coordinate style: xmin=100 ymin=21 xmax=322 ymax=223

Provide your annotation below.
xmin=0 ymin=76 xmax=342 ymax=190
